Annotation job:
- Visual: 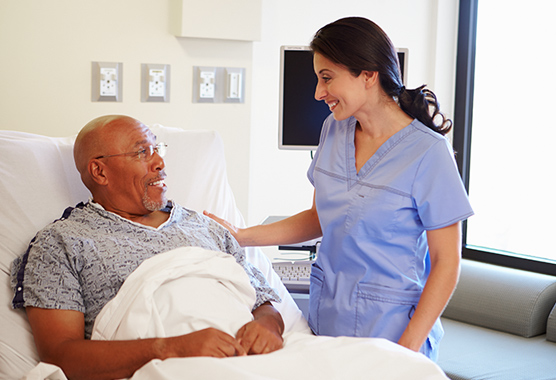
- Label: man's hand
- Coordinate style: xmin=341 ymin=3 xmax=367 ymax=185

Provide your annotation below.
xmin=26 ymin=308 xmax=247 ymax=380
xmin=163 ymin=328 xmax=246 ymax=358
xmin=237 ymin=302 xmax=284 ymax=354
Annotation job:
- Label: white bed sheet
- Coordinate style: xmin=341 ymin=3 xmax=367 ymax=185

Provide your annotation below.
xmin=88 ymin=247 xmax=447 ymax=380
xmin=131 ymin=334 xmax=447 ymax=380
xmin=92 ymin=248 xmax=257 ymax=341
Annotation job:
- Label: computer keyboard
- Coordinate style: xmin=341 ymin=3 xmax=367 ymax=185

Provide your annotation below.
xmin=272 ymin=260 xmax=312 ymax=293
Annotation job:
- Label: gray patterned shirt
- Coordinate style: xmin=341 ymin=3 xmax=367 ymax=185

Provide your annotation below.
xmin=11 ymin=201 xmax=280 ymax=339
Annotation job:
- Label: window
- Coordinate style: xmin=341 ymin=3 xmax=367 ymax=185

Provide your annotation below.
xmin=454 ymin=0 xmax=556 ymax=275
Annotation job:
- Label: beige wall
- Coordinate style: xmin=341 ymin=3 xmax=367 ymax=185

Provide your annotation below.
xmin=0 ymin=0 xmax=459 ymax=223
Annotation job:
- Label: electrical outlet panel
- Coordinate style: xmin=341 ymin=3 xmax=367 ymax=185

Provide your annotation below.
xmin=193 ymin=67 xmax=217 ymax=102
xmin=193 ymin=66 xmax=245 ymax=103
xmin=91 ymin=62 xmax=122 ymax=102
xmin=141 ymin=64 xmax=170 ymax=102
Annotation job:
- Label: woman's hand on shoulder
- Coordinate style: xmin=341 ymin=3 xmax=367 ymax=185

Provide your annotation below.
xmin=203 ymin=211 xmax=242 ymax=242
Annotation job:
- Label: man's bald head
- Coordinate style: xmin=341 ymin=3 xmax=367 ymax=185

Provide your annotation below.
xmin=73 ymin=115 xmax=147 ymax=189
xmin=72 ymin=114 xmax=168 ymax=224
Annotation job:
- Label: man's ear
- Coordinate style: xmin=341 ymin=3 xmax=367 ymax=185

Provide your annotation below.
xmin=88 ymin=159 xmax=109 ymax=186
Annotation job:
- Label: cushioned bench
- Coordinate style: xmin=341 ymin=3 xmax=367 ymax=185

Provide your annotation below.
xmin=438 ymin=259 xmax=556 ymax=380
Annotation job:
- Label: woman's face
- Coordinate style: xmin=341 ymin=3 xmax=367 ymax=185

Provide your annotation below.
xmin=313 ymin=52 xmax=369 ymax=121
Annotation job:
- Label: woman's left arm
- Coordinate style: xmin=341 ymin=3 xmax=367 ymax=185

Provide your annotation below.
xmin=397 ymin=222 xmax=462 ymax=352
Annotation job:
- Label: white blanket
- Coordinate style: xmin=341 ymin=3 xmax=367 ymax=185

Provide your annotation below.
xmin=92 ymin=247 xmax=256 ymax=340
xmin=89 ymin=247 xmax=448 ymax=380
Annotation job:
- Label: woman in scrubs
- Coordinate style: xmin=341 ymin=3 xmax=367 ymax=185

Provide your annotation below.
xmin=206 ymin=17 xmax=473 ymax=361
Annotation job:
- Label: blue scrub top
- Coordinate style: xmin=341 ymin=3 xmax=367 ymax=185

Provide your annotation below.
xmin=307 ymin=116 xmax=473 ymax=359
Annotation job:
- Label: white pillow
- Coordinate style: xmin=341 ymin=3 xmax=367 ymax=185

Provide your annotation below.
xmin=0 ymin=125 xmax=308 ymax=380
xmin=0 ymin=131 xmax=88 ymax=379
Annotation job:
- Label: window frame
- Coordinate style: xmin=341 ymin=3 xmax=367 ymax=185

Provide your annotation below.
xmin=453 ymin=0 xmax=556 ymax=276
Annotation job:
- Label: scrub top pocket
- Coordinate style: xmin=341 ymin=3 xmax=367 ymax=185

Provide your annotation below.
xmin=308 ymin=263 xmax=324 ymax=334
xmin=355 ymin=282 xmax=422 ymax=341
xmin=347 ymin=185 xmax=405 ymax=242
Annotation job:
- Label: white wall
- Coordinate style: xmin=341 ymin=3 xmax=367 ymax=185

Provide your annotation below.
xmin=0 ymin=0 xmax=459 ymax=224
xmin=248 ymin=0 xmax=459 ymax=224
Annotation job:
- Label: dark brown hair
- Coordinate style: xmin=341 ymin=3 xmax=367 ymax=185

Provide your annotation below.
xmin=310 ymin=17 xmax=452 ymax=135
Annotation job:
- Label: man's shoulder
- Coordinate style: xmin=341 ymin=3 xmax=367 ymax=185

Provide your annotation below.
xmin=166 ymin=201 xmax=200 ymax=220
xmin=32 ymin=202 xmax=104 ymax=241
xmin=42 ymin=202 xmax=91 ymax=228
xmin=59 ymin=202 xmax=88 ymax=219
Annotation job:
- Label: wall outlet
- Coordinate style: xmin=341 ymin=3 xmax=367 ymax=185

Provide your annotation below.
xmin=141 ymin=64 xmax=170 ymax=102
xmin=91 ymin=62 xmax=122 ymax=102
xmin=193 ymin=66 xmax=217 ymax=103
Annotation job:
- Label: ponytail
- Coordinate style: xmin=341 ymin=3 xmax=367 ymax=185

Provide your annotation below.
xmin=398 ymin=85 xmax=452 ymax=136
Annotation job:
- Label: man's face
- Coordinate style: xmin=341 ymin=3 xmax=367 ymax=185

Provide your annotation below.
xmin=99 ymin=122 xmax=167 ymax=217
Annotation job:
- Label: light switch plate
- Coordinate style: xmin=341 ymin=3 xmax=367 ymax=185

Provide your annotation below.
xmin=224 ymin=67 xmax=245 ymax=103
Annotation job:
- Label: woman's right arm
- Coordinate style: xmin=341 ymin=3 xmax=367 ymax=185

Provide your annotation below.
xmin=204 ymin=191 xmax=322 ymax=247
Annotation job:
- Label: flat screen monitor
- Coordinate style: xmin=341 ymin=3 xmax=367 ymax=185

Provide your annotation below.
xmin=278 ymin=46 xmax=408 ymax=150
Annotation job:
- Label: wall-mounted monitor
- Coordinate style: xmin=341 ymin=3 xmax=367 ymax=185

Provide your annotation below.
xmin=278 ymin=46 xmax=408 ymax=150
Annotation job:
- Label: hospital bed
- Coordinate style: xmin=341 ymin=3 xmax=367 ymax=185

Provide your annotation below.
xmin=0 ymin=124 xmax=448 ymax=379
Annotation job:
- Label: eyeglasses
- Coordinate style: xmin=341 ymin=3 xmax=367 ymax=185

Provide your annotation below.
xmin=95 ymin=143 xmax=167 ymax=161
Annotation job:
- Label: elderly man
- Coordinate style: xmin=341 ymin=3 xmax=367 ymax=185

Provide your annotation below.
xmin=11 ymin=115 xmax=284 ymax=380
